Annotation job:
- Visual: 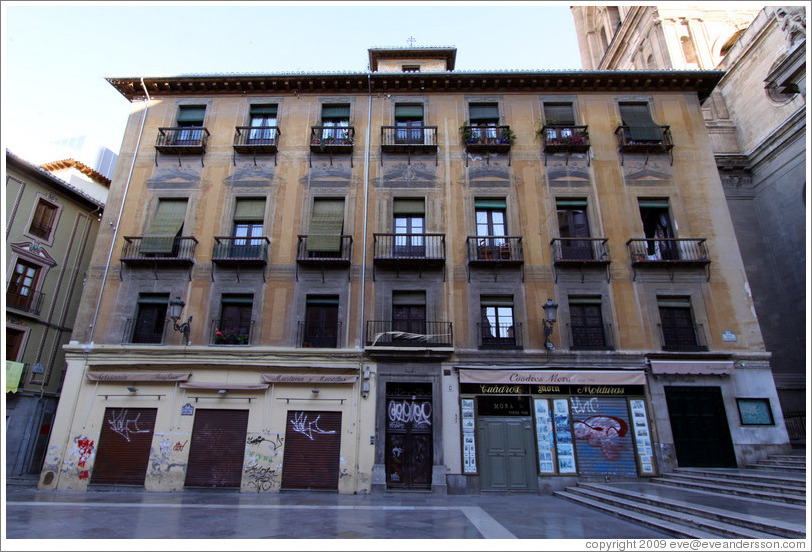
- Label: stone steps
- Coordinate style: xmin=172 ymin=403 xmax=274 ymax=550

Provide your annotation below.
xmin=656 ymin=470 xmax=805 ymax=500
xmin=671 ymin=467 xmax=805 ymax=488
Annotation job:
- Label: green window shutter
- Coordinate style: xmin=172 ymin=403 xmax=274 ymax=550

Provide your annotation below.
xmin=176 ymin=106 xmax=206 ymax=124
xmin=481 ymin=295 xmax=514 ymax=307
xmin=657 ymin=296 xmax=691 ymax=308
xmin=395 ymin=104 xmax=424 ymax=118
xmin=543 ymin=103 xmax=575 ymax=125
xmin=321 ymin=104 xmax=350 ymax=119
xmin=619 ymin=103 xmax=663 ymax=141
xmin=222 ymin=294 xmax=254 ymax=306
xmin=638 ymin=199 xmax=670 ymax=208
xmin=568 ymin=296 xmax=602 ymax=305
xmin=556 ymin=199 xmax=588 ymax=208
xmin=474 ymin=198 xmax=507 ymax=209
xmin=249 ymin=104 xmax=278 ymax=117
xmin=469 ymin=103 xmax=499 ymax=121
xmin=137 ymin=293 xmax=170 ymax=305
xmin=140 ymin=199 xmax=188 ymax=254
xmin=306 ymin=295 xmax=339 ymax=306
xmin=392 ymin=291 xmax=426 ymax=305
xmin=234 ymin=198 xmax=266 ymax=222
xmin=393 ymin=198 xmax=425 ymax=215
xmin=307 ymin=199 xmax=345 ymax=252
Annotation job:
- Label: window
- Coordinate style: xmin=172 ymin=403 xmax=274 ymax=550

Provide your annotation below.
xmin=480 ymin=296 xmax=516 ymax=349
xmin=215 ymin=294 xmax=253 ymax=345
xmin=394 ymin=103 xmax=424 ymax=144
xmin=469 ymin=103 xmax=499 ymax=140
xmin=131 ymin=294 xmax=169 ymax=344
xmin=29 ymin=198 xmax=58 ymax=241
xmin=7 ymin=259 xmax=41 ymax=312
xmin=618 ymin=102 xmax=663 ymax=141
xmin=402 ymin=65 xmax=421 ymax=72
xmin=303 ymin=295 xmax=339 ymax=348
xmin=306 ymin=198 xmax=345 ymax=258
xmin=475 ymin=198 xmax=508 ymax=259
xmin=542 ymin=102 xmax=576 ymax=126
xmin=140 ymin=198 xmax=188 ymax=256
xmin=392 ymin=291 xmax=427 ymax=342
xmin=6 ymin=327 xmax=26 ymax=361
xmin=248 ymin=104 xmax=278 ymax=143
xmin=232 ymin=198 xmax=266 ymax=258
xmin=638 ymin=199 xmax=677 ymax=260
xmin=393 ymin=198 xmax=425 ymax=257
xmin=557 ymin=199 xmax=592 ymax=259
xmin=320 ymin=104 xmax=351 ymax=143
xmin=658 ymin=296 xmax=705 ymax=352
xmin=568 ymin=297 xmax=608 ymax=350
xmin=175 ymin=105 xmax=206 ymax=144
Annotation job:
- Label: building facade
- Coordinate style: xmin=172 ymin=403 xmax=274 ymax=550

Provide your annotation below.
xmin=571 ymin=5 xmax=807 ymax=444
xmin=39 ymin=46 xmax=790 ymax=495
xmin=6 ymin=149 xmax=107 ymax=476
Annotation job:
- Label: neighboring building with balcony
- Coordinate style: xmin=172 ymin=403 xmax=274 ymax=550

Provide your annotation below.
xmin=571 ymin=5 xmax=807 ymax=445
xmin=39 ymin=45 xmax=789 ymax=496
xmin=5 ymin=149 xmax=107 ymax=477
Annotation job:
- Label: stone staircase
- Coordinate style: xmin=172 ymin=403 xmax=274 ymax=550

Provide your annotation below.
xmin=555 ymin=452 xmax=807 ymax=539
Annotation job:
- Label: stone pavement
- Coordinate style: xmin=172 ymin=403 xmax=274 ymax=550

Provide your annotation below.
xmin=4 ymin=482 xmax=673 ymax=542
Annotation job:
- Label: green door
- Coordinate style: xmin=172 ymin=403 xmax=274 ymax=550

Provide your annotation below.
xmin=478 ymin=416 xmax=538 ymax=491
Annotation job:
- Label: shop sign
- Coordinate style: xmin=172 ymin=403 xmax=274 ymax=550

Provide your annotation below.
xmin=261 ymin=374 xmax=357 ymax=384
xmin=460 ymin=383 xmax=644 ymax=396
xmin=477 ymin=395 xmax=531 ymax=416
xmin=458 ymin=369 xmax=645 ymax=386
xmin=86 ymin=371 xmax=191 ymax=382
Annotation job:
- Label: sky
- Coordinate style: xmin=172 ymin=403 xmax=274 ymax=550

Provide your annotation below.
xmin=2 ymin=1 xmax=585 ymax=163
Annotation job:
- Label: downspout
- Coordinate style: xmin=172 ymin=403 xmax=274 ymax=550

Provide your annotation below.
xmin=87 ymin=78 xmax=151 ymax=344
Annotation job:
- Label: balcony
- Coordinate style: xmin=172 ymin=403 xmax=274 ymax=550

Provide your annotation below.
xmin=6 ymin=286 xmax=44 ymax=316
xmin=627 ymin=238 xmax=710 ymax=280
xmin=567 ymin=323 xmax=614 ymax=351
xmin=467 ymin=236 xmax=524 ymax=265
xmin=478 ymin=322 xmax=522 ymax=350
xmin=233 ymin=126 xmax=280 ymax=154
xmin=120 ymin=236 xmax=198 ymax=267
xmin=550 ymin=238 xmax=610 ymax=282
xmin=372 ymin=233 xmax=446 ymax=277
xmin=366 ymin=320 xmax=453 ymax=348
xmin=310 ymin=126 xmax=355 ymax=153
xmin=541 ymin=125 xmax=590 ymax=154
xmin=298 ymin=320 xmax=342 ymax=349
xmin=381 ymin=126 xmax=438 ymax=154
xmin=122 ymin=318 xmax=168 ymax=345
xmin=296 ymin=235 xmax=352 ymax=266
xmin=615 ymin=125 xmax=673 ymax=164
xmin=658 ymin=323 xmax=708 ymax=352
xmin=461 ymin=125 xmax=514 ymax=153
xmin=155 ymin=127 xmax=210 ymax=154
xmin=212 ymin=237 xmax=270 ymax=268
xmin=210 ymin=319 xmax=255 ymax=346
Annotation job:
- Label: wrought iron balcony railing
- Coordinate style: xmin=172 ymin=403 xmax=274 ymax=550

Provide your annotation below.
xmin=381 ymin=126 xmax=438 ymax=152
xmin=567 ymin=322 xmax=614 ymax=351
xmin=467 ymin=236 xmax=524 ymax=264
xmin=210 ymin=318 xmax=255 ymax=346
xmin=541 ymin=125 xmax=591 ymax=153
xmin=6 ymin=286 xmax=45 ymax=315
xmin=122 ymin=317 xmax=169 ymax=345
xmin=212 ymin=237 xmax=270 ymax=267
xmin=372 ymin=233 xmax=446 ymax=266
xmin=615 ymin=125 xmax=674 ymax=164
xmin=478 ymin=322 xmax=522 ymax=350
xmin=298 ymin=320 xmax=342 ymax=348
xmin=120 ymin=236 xmax=198 ymax=266
xmin=366 ymin=320 xmax=453 ymax=348
xmin=310 ymin=126 xmax=355 ymax=152
xmin=627 ymin=238 xmax=710 ymax=264
xmin=461 ymin=125 xmax=514 ymax=152
xmin=296 ymin=235 xmax=353 ymax=265
xmin=550 ymin=238 xmax=610 ymax=263
xmin=658 ymin=323 xmax=708 ymax=352
xmin=155 ymin=127 xmax=210 ymax=153
xmin=233 ymin=126 xmax=280 ymax=153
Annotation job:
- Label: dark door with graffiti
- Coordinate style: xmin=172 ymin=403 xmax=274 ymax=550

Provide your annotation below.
xmin=665 ymin=386 xmax=736 ymax=468
xmin=385 ymin=382 xmax=432 ymax=490
xmin=570 ymin=396 xmax=637 ymax=476
xmin=185 ymin=409 xmax=249 ymax=488
xmin=91 ymin=408 xmax=157 ymax=485
xmin=281 ymin=410 xmax=342 ymax=490
xmin=476 ymin=395 xmax=538 ymax=492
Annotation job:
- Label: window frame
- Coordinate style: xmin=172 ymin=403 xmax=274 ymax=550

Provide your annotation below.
xmin=25 ymin=193 xmax=63 ymax=245
xmin=131 ymin=293 xmax=169 ymax=344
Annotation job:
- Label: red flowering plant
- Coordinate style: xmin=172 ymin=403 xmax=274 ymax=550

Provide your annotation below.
xmin=214 ymin=326 xmax=250 ymax=345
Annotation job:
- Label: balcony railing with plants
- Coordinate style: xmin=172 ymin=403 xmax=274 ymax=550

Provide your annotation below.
xmin=615 ymin=125 xmax=673 ymax=155
xmin=381 ymin=126 xmax=438 ymax=151
xmin=477 ymin=321 xmax=522 ymax=350
xmin=658 ymin=323 xmax=708 ymax=352
xmin=296 ymin=235 xmax=353 ymax=265
xmin=233 ymin=126 xmax=280 ymax=153
xmin=460 ymin=125 xmax=515 ymax=152
xmin=467 ymin=236 xmax=524 ymax=264
xmin=298 ymin=320 xmax=342 ymax=348
xmin=372 ymin=233 xmax=446 ymax=267
xmin=210 ymin=319 xmax=255 ymax=346
xmin=567 ymin=323 xmax=614 ymax=351
xmin=310 ymin=126 xmax=355 ymax=152
xmin=366 ymin=321 xmax=453 ymax=348
xmin=122 ymin=318 xmax=168 ymax=345
xmin=155 ymin=127 xmax=210 ymax=153
xmin=120 ymin=236 xmax=198 ymax=266
xmin=540 ymin=125 xmax=590 ymax=153
xmin=6 ymin=286 xmax=45 ymax=315
xmin=212 ymin=236 xmax=270 ymax=266
xmin=550 ymin=238 xmax=610 ymax=263
xmin=627 ymin=238 xmax=709 ymax=264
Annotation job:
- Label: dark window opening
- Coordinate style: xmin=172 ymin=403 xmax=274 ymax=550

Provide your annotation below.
xmin=131 ymin=294 xmax=169 ymax=344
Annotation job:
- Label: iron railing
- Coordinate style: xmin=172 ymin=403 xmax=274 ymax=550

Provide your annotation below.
xmin=155 ymin=127 xmax=210 ymax=152
xmin=298 ymin=320 xmax=342 ymax=348
xmin=478 ymin=321 xmax=522 ymax=349
xmin=234 ymin=126 xmax=280 ymax=152
xmin=212 ymin=236 xmax=270 ymax=265
xmin=467 ymin=236 xmax=524 ymax=263
xmin=121 ymin=236 xmax=198 ymax=264
xmin=567 ymin=322 xmax=614 ymax=350
xmin=550 ymin=238 xmax=610 ymax=262
xmin=615 ymin=125 xmax=673 ymax=152
xmin=658 ymin=322 xmax=708 ymax=352
xmin=461 ymin=125 xmax=514 ymax=151
xmin=122 ymin=317 xmax=168 ymax=345
xmin=6 ymin=286 xmax=45 ymax=315
xmin=541 ymin=125 xmax=590 ymax=153
xmin=210 ymin=318 xmax=255 ymax=346
xmin=310 ymin=126 xmax=355 ymax=151
xmin=372 ymin=233 xmax=446 ymax=262
xmin=627 ymin=238 xmax=709 ymax=263
xmin=381 ymin=126 xmax=438 ymax=148
xmin=296 ymin=235 xmax=353 ymax=264
xmin=366 ymin=320 xmax=453 ymax=347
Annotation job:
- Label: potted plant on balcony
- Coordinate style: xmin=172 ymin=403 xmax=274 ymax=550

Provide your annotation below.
xmin=499 ymin=127 xmax=517 ymax=145
xmin=214 ymin=326 xmax=250 ymax=345
xmin=459 ymin=122 xmax=477 ymax=144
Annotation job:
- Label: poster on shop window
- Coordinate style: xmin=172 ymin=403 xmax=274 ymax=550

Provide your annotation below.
xmin=629 ymin=399 xmax=655 ymax=474
xmin=533 ymin=399 xmax=556 ymax=473
xmin=461 ymin=399 xmax=477 ymax=473
xmin=552 ymin=399 xmax=577 ymax=473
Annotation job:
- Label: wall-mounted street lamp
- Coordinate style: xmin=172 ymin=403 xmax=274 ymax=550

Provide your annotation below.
xmin=542 ymin=298 xmax=559 ymax=350
xmin=168 ymin=296 xmax=192 ymax=345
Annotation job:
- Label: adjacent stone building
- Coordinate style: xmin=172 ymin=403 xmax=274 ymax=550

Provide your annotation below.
xmin=39 ymin=46 xmax=790 ymax=495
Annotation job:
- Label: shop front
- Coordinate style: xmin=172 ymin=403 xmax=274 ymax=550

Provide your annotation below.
xmin=458 ymin=368 xmax=657 ymax=491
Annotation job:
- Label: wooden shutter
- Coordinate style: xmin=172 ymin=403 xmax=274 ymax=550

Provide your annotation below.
xmin=469 ymin=103 xmax=499 ymax=122
xmin=543 ymin=102 xmax=576 ymax=125
xmin=140 ymin=199 xmax=188 ymax=254
xmin=176 ymin=105 xmax=206 ymax=125
xmin=233 ymin=198 xmax=266 ymax=222
xmin=184 ymin=409 xmax=249 ymax=488
xmin=395 ymin=104 xmax=424 ymax=119
xmin=307 ymin=199 xmax=344 ymax=253
xmin=393 ymin=198 xmax=425 ymax=215
xmin=321 ymin=104 xmax=350 ymax=119
xmin=619 ymin=103 xmax=662 ymax=141
xmin=91 ymin=408 xmax=157 ymax=485
xmin=281 ymin=410 xmax=342 ymax=490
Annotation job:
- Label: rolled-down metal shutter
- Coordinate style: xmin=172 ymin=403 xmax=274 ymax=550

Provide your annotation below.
xmin=281 ymin=410 xmax=342 ymax=490
xmin=185 ymin=409 xmax=249 ymax=488
xmin=570 ymin=397 xmax=637 ymax=476
xmin=91 ymin=408 xmax=157 ymax=485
